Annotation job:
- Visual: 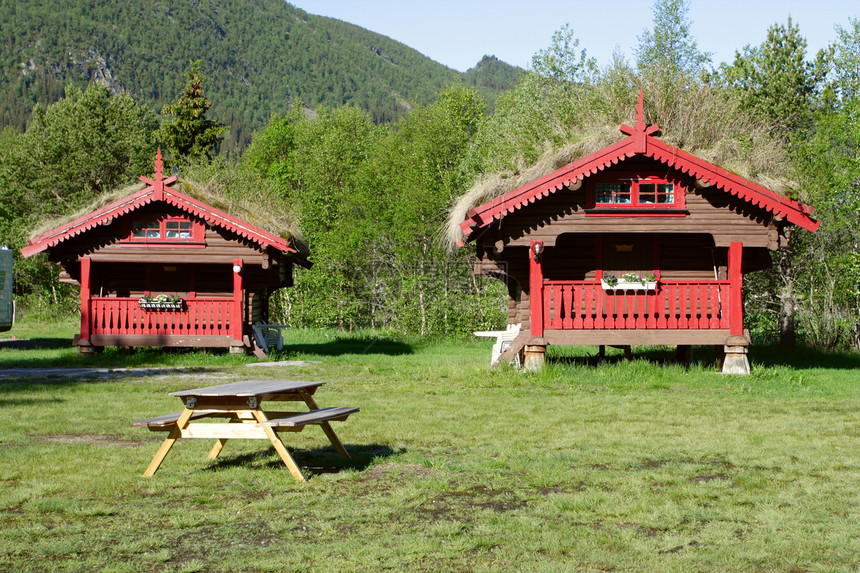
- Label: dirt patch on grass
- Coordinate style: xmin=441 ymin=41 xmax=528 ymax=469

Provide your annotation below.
xmin=33 ymin=434 xmax=146 ymax=447
xmin=537 ymin=482 xmax=587 ymax=495
xmin=659 ymin=540 xmax=702 ymax=554
xmin=618 ymin=522 xmax=662 ymax=537
xmin=588 ymin=463 xmax=614 ymax=470
xmin=689 ymin=473 xmax=731 ymax=484
xmin=361 ymin=462 xmax=443 ymax=481
xmin=450 ymin=484 xmax=527 ymax=512
xmin=537 ymin=486 xmax=567 ymax=495
xmin=416 ymin=485 xmax=528 ymax=520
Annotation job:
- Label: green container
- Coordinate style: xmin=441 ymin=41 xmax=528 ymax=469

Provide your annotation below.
xmin=0 ymin=248 xmax=13 ymax=332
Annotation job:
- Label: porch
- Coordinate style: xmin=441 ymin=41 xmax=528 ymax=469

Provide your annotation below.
xmin=75 ymin=256 xmax=248 ymax=350
xmin=535 ymin=280 xmax=735 ymax=345
xmin=527 ymin=240 xmax=745 ymax=345
xmin=81 ymin=296 xmax=241 ymax=348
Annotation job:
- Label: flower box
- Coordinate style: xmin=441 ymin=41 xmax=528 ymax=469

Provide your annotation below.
xmin=138 ymin=299 xmax=184 ymax=311
xmin=601 ymin=280 xmax=658 ymax=291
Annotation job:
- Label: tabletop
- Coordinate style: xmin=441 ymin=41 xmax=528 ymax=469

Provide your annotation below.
xmin=170 ymin=380 xmax=325 ymax=399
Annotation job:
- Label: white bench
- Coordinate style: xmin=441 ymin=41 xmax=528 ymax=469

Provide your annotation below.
xmin=473 ymin=323 xmax=521 ymax=366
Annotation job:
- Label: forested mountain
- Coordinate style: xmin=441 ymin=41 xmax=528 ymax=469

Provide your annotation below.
xmin=0 ymin=0 xmax=521 ymax=153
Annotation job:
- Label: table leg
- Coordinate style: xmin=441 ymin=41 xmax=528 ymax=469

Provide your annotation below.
xmin=300 ymin=393 xmax=350 ymax=459
xmin=143 ymin=408 xmax=194 ymax=477
xmin=208 ymin=413 xmax=250 ymax=459
xmin=251 ymin=410 xmax=306 ymax=482
xmin=208 ymin=439 xmax=227 ymax=460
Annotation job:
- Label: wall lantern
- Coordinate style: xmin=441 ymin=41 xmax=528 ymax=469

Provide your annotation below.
xmin=232 ymin=264 xmax=243 ymax=274
xmin=532 ymin=242 xmax=544 ymax=262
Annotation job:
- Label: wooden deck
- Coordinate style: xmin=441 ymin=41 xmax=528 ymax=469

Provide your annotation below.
xmin=91 ymin=297 xmax=235 ymax=337
xmin=82 ymin=296 xmax=243 ymax=349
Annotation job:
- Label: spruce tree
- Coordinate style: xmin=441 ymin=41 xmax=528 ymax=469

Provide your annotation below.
xmin=160 ymin=61 xmax=227 ymax=163
xmin=722 ymin=17 xmax=830 ymax=135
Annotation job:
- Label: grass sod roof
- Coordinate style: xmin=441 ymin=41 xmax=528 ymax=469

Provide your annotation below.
xmin=445 ymin=85 xmax=798 ymax=249
xmin=28 ymin=172 xmax=307 ymax=257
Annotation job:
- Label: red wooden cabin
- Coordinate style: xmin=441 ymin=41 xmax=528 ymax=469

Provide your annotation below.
xmin=22 ymin=152 xmax=309 ymax=354
xmin=457 ymin=94 xmax=820 ymax=372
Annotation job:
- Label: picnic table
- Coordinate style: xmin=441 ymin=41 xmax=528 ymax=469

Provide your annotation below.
xmin=133 ymin=380 xmax=358 ymax=482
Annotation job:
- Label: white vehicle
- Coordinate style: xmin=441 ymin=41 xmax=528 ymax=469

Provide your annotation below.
xmin=0 ymin=247 xmax=13 ymax=332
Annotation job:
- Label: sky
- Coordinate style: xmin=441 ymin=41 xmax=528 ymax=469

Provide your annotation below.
xmin=288 ymin=0 xmax=857 ymax=72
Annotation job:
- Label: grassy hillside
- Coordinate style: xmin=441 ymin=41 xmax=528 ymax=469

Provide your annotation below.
xmin=0 ymin=0 xmax=521 ymax=153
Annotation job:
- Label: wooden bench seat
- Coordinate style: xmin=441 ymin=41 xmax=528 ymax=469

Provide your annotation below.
xmin=131 ymin=410 xmax=216 ymax=429
xmin=261 ymin=407 xmax=359 ymax=428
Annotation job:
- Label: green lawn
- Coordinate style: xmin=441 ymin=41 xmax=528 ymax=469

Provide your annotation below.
xmin=1 ymin=317 xmax=859 ymax=571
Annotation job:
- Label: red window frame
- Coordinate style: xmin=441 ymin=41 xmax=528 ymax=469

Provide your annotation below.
xmin=586 ymin=174 xmax=686 ymax=216
xmin=121 ymin=215 xmax=205 ymax=246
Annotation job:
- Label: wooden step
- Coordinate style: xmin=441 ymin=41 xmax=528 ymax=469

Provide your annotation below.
xmin=496 ymin=331 xmax=530 ymax=366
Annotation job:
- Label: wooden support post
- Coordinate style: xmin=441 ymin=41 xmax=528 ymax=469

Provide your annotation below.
xmin=722 ymin=345 xmax=750 ymax=375
xmin=232 ymin=258 xmax=244 ymax=344
xmin=595 ymin=235 xmax=603 ymax=280
xmin=189 ymin=263 xmax=197 ymax=299
xmin=722 ymin=334 xmax=750 ymax=375
xmin=676 ymin=344 xmax=692 ymax=366
xmin=79 ymin=256 xmax=92 ymax=345
xmin=529 ymin=241 xmax=544 ymax=338
xmin=523 ymin=336 xmax=547 ymax=371
xmin=714 ymin=345 xmax=726 ymax=367
xmin=728 ymin=241 xmax=743 ymax=336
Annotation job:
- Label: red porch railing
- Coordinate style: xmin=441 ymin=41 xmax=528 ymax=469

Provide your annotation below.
xmin=541 ymin=281 xmax=731 ymax=331
xmin=90 ymin=297 xmax=235 ymax=337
